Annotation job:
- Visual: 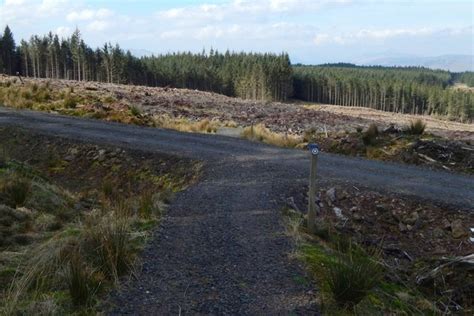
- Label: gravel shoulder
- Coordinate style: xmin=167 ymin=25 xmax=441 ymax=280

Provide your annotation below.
xmin=0 ymin=107 xmax=472 ymax=314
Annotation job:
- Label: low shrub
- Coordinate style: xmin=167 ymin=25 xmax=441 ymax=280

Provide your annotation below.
xmin=67 ymin=255 xmax=97 ymax=307
xmin=101 ymin=179 xmax=114 ymax=198
xmin=33 ymin=87 xmax=51 ymax=103
xmin=362 ymin=123 xmax=379 ymax=146
xmin=154 ymin=115 xmax=220 ymax=134
xmin=327 ymin=244 xmax=382 ymax=309
xmin=102 ymin=95 xmax=115 ymax=104
xmin=84 ymin=213 xmax=133 ymax=282
xmin=63 ymin=93 xmax=78 ymax=108
xmin=138 ymin=191 xmax=156 ymax=219
xmin=313 ymin=222 xmax=331 ymax=241
xmin=129 ymin=105 xmax=141 ymax=117
xmin=407 ymin=119 xmax=426 ymax=135
xmin=241 ymin=124 xmax=303 ymax=148
xmin=1 ymin=176 xmax=31 ymax=208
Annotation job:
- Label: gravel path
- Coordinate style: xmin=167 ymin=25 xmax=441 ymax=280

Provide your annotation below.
xmin=1 ymin=107 xmax=473 ymax=314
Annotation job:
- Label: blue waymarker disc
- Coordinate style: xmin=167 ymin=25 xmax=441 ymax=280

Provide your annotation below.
xmin=308 ymin=143 xmax=320 ymax=156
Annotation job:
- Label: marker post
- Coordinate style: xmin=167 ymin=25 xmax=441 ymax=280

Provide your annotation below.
xmin=307 ymin=143 xmax=320 ymax=233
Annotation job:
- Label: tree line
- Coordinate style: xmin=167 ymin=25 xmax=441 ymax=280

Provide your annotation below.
xmin=293 ymin=65 xmax=473 ymax=121
xmin=454 ymin=72 xmax=474 ymax=87
xmin=0 ymin=27 xmax=292 ymax=101
xmin=0 ymin=26 xmax=472 ymax=120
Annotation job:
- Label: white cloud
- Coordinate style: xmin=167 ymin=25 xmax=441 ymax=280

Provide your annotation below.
xmin=313 ymin=34 xmax=330 ymax=45
xmin=5 ymin=0 xmax=26 ymax=6
xmin=153 ymin=0 xmax=342 ymax=42
xmin=159 ymin=30 xmax=184 ymax=40
xmin=86 ymin=20 xmax=110 ymax=32
xmin=156 ymin=0 xmax=351 ymax=23
xmin=40 ymin=0 xmax=69 ymax=13
xmin=67 ymin=8 xmax=113 ymax=22
xmin=0 ymin=0 xmax=73 ymax=24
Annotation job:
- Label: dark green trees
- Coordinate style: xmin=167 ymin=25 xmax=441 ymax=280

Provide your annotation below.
xmin=0 ymin=26 xmax=17 ymax=75
xmin=293 ymin=65 xmax=473 ymax=122
xmin=4 ymin=25 xmax=293 ymax=101
xmin=139 ymin=51 xmax=293 ymax=100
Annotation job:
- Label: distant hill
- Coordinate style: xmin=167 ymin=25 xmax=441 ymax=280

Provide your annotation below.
xmin=357 ymin=55 xmax=473 ymax=72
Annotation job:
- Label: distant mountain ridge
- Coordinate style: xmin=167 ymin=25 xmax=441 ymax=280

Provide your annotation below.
xmin=357 ymin=55 xmax=473 ymax=72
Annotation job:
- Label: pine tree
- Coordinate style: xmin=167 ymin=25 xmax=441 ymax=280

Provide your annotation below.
xmin=1 ymin=25 xmax=16 ymax=74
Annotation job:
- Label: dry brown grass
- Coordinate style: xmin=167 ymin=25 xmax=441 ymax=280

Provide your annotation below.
xmin=2 ymin=205 xmax=140 ymax=313
xmin=407 ymin=119 xmax=427 ymax=135
xmin=241 ymin=124 xmax=303 ymax=148
xmin=153 ymin=115 xmax=221 ymax=133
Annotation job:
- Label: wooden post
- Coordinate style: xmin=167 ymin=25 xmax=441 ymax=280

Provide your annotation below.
xmin=307 ymin=144 xmax=320 ymax=233
xmin=16 ymin=72 xmax=24 ymax=84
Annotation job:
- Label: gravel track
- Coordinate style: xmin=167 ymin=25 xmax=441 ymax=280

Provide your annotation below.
xmin=0 ymin=107 xmax=472 ymax=314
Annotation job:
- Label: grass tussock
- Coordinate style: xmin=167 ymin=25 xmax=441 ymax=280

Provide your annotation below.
xmin=67 ymin=255 xmax=98 ymax=307
xmin=63 ymin=93 xmax=78 ymax=108
xmin=0 ymin=147 xmax=186 ymax=314
xmin=0 ymin=82 xmax=52 ymax=109
xmin=138 ymin=190 xmax=161 ymax=219
xmin=241 ymin=124 xmax=303 ymax=148
xmin=327 ymin=243 xmax=383 ymax=309
xmin=129 ymin=105 xmax=141 ymax=117
xmin=407 ymin=119 xmax=426 ymax=135
xmin=83 ymin=211 xmax=134 ymax=282
xmin=101 ymin=178 xmax=114 ymax=199
xmin=362 ymin=123 xmax=379 ymax=146
xmin=2 ymin=206 xmax=140 ymax=312
xmin=154 ymin=115 xmax=220 ymax=133
xmin=301 ymin=238 xmax=384 ymax=313
xmin=0 ymin=175 xmax=31 ymax=208
xmin=295 ymin=215 xmax=441 ymax=315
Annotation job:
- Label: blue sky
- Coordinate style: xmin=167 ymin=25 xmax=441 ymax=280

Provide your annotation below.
xmin=1 ymin=0 xmax=472 ymax=64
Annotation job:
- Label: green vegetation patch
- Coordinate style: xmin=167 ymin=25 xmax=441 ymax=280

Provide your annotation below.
xmin=299 ymin=230 xmax=441 ymax=315
xmin=293 ymin=65 xmax=473 ymax=122
xmin=288 ymin=183 xmax=473 ymax=315
xmin=0 ymin=127 xmax=200 ymax=314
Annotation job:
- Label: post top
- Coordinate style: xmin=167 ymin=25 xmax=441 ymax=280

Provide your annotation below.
xmin=308 ymin=143 xmax=320 ymax=156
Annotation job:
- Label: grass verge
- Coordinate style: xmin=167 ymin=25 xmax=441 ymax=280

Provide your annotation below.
xmin=0 ymin=127 xmax=199 ymax=314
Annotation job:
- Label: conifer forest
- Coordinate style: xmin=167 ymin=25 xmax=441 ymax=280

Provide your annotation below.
xmin=0 ymin=26 xmax=472 ymax=121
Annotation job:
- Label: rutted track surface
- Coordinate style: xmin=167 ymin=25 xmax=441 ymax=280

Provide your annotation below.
xmin=1 ymin=107 xmax=473 ymax=314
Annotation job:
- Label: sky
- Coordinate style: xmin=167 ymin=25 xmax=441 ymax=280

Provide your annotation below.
xmin=0 ymin=0 xmax=473 ymax=64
